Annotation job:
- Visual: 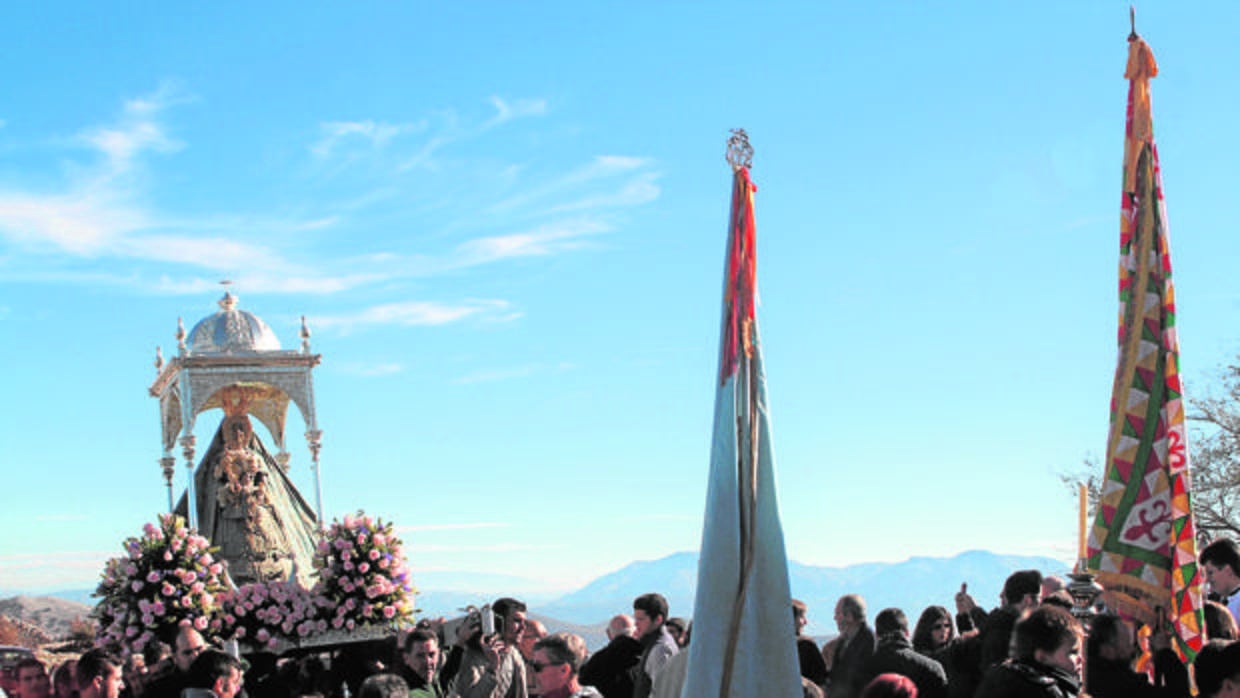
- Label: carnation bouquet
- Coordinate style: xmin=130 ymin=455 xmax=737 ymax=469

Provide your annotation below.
xmin=312 ymin=512 xmax=415 ymax=631
xmin=214 ymin=579 xmax=332 ymax=650
xmin=92 ymin=513 xmax=227 ymax=653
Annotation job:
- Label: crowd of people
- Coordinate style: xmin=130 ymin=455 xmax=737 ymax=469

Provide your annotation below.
xmin=6 ymin=538 xmax=1240 ymax=698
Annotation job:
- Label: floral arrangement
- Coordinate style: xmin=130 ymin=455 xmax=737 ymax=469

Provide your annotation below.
xmin=312 ymin=512 xmax=415 ymax=630
xmin=214 ymin=579 xmax=331 ymax=650
xmin=92 ymin=513 xmax=227 ymax=653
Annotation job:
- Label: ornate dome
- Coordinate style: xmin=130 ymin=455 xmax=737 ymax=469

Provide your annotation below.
xmin=188 ymin=292 xmax=281 ymax=354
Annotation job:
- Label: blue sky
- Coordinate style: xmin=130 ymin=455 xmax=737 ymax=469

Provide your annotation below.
xmin=3 ymin=3 xmax=1240 ymax=599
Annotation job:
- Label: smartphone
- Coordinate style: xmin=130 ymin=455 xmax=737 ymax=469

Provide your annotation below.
xmin=481 ymin=604 xmax=496 ymax=636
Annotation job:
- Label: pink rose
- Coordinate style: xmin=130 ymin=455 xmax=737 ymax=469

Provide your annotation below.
xmin=358 ymin=563 xmax=370 ymax=574
xmin=147 ymin=571 xmax=160 ymax=583
xmin=131 ymin=581 xmax=144 ymax=592
xmin=194 ymin=616 xmax=208 ymax=631
xmin=162 ymin=583 xmax=175 ymax=596
xmin=382 ymin=606 xmax=396 ymax=619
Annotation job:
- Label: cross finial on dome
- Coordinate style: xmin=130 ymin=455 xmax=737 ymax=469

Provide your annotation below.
xmin=218 ymin=279 xmax=238 ymax=311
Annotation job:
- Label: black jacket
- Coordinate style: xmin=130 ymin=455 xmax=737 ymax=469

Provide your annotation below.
xmin=579 ymin=635 xmax=642 ymax=698
xmin=861 ymin=634 xmax=948 ymax=698
xmin=827 ymin=625 xmax=876 ymax=698
xmin=1085 ymin=650 xmax=1190 ymax=698
xmin=975 ymin=660 xmax=1081 ymax=698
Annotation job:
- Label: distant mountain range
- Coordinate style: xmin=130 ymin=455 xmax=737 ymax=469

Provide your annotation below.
xmin=6 ymin=549 xmax=1072 ymax=647
xmin=414 ymin=549 xmax=1071 ymax=637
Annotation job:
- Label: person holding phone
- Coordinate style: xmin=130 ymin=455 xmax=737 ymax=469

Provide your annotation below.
xmin=448 ymin=598 xmax=529 ymax=698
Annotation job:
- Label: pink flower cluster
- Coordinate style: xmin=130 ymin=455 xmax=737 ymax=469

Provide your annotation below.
xmin=214 ymin=580 xmax=333 ymax=650
xmin=313 ymin=511 xmax=415 ymax=630
xmin=92 ymin=514 xmax=227 ymax=654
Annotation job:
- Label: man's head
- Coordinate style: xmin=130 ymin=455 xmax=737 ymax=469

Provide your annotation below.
xmin=492 ymin=597 xmax=528 ymax=645
xmin=1041 ymin=575 xmax=1066 ymax=598
xmin=1002 ymin=569 xmax=1044 ymax=611
xmin=187 ymin=650 xmax=243 ymax=698
xmin=15 ymin=659 xmax=50 ymax=698
xmin=519 ymin=619 xmax=548 ymax=660
xmin=664 ymin=618 xmax=688 ymax=648
xmin=531 ymin=633 xmax=587 ymax=696
xmin=173 ymin=626 xmax=208 ymax=673
xmin=75 ymin=650 xmax=123 ymax=698
xmin=122 ymin=653 xmax=146 ymax=691
xmin=1087 ymin=615 xmax=1137 ymax=664
xmin=402 ymin=629 xmax=440 ymax=683
xmin=834 ymin=594 xmax=867 ymax=637
xmin=606 ymin=614 xmax=636 ymax=642
xmin=633 ymin=593 xmax=669 ymax=639
xmin=874 ymin=608 xmax=909 ymax=641
xmin=143 ymin=641 xmax=170 ymax=669
xmin=51 ymin=661 xmax=77 ymax=698
xmin=1201 ymin=539 xmax=1240 ymax=596
xmin=1206 ymin=600 xmax=1240 ymax=641
xmin=1194 ymin=640 xmax=1240 ymax=697
xmin=1013 ymin=606 xmax=1082 ymax=678
xmin=357 ymin=673 xmax=409 ymax=698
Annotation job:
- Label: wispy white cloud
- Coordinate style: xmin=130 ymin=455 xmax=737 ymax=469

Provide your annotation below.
xmin=483 ymin=96 xmax=547 ymax=129
xmin=0 ymin=88 xmax=659 ymax=315
xmin=455 ymin=219 xmax=611 ymax=266
xmin=490 ymin=155 xmax=657 ymax=214
xmin=549 ymin=172 xmax=661 ymax=213
xmin=0 ymin=550 xmax=114 ymax=589
xmin=312 ymin=299 xmax=517 ymax=332
xmin=78 ymin=82 xmax=190 ymax=176
xmin=0 ymin=190 xmax=148 ymax=255
xmin=311 ymin=119 xmax=423 ymax=159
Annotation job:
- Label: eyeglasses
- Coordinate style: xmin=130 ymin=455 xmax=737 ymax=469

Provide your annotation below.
xmin=531 ymin=661 xmax=565 ymax=673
